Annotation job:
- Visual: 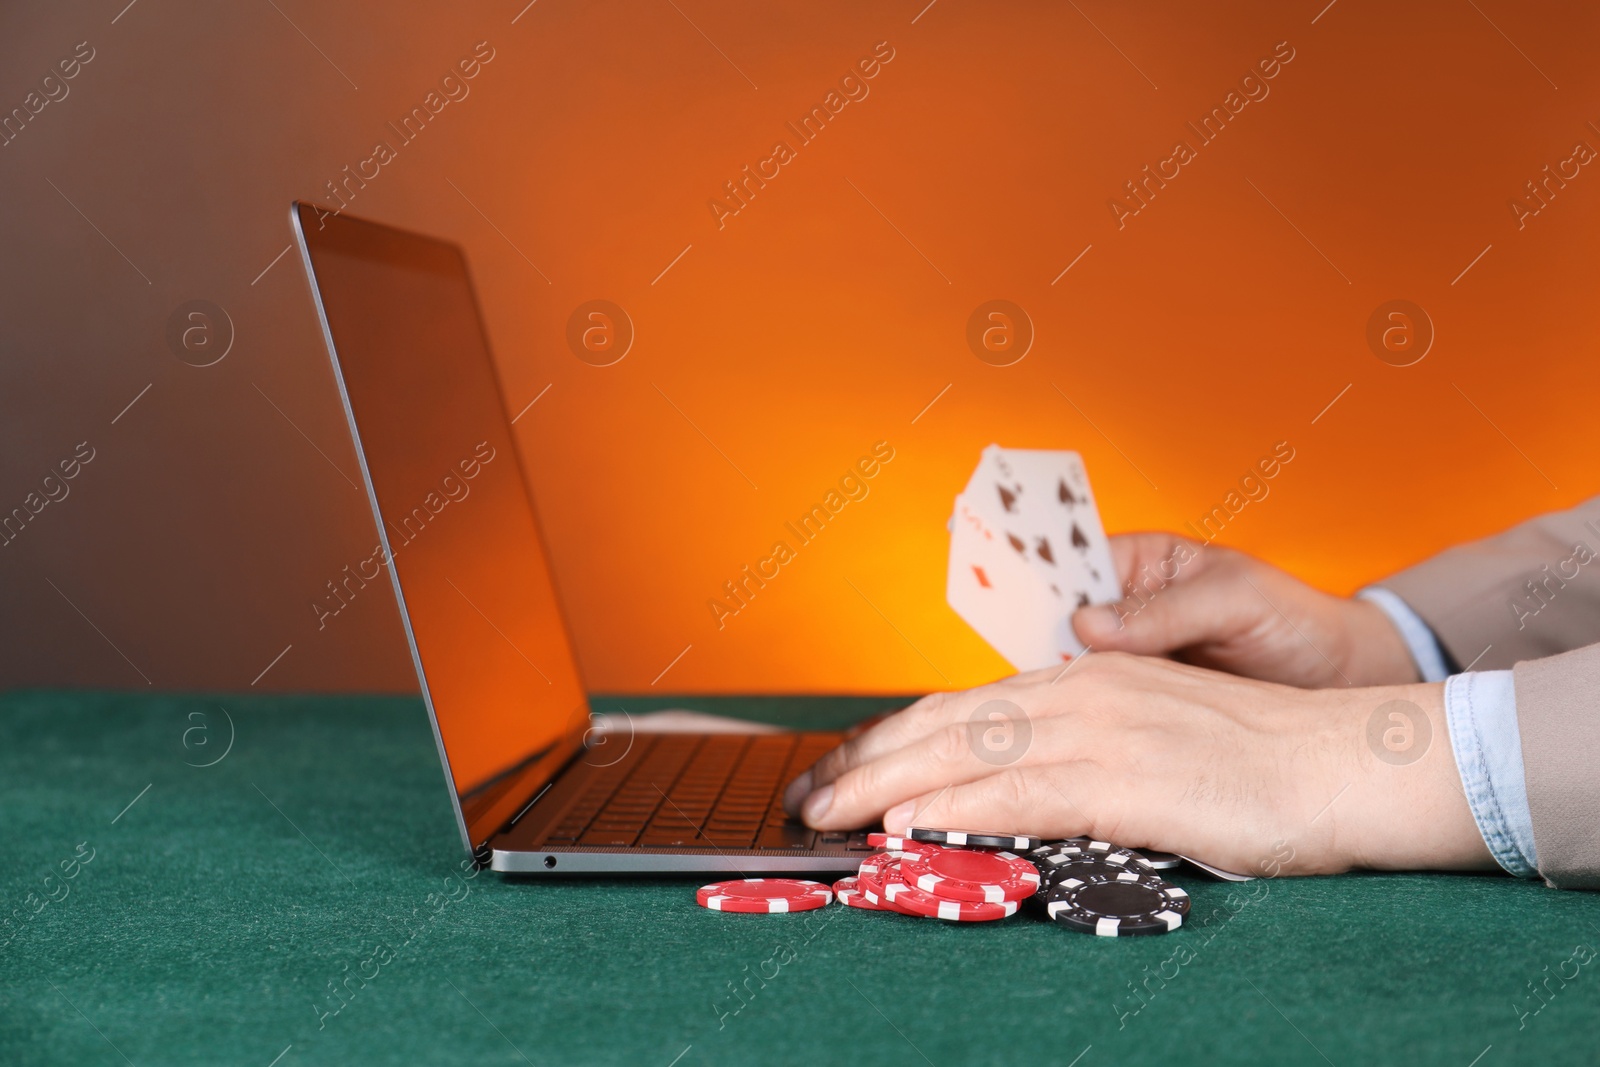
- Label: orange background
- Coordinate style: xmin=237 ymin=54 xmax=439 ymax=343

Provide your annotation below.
xmin=3 ymin=0 xmax=1598 ymax=695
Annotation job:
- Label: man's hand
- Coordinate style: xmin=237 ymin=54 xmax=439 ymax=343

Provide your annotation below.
xmin=1070 ymin=532 xmax=1423 ymax=689
xmin=782 ymin=653 xmax=1490 ymax=877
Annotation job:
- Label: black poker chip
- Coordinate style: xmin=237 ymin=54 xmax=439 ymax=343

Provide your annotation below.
xmin=1031 ymin=856 xmax=1124 ymax=898
xmin=1034 ymin=840 xmax=1157 ymax=876
xmin=1030 ymin=836 xmax=1092 ymax=854
xmin=1045 ymin=870 xmax=1189 ymax=936
xmin=1033 ymin=837 xmax=1181 ymax=870
xmin=907 ymin=826 xmax=1043 ymax=852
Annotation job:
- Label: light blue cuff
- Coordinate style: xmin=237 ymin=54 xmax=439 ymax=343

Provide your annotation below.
xmin=1443 ymin=670 xmax=1538 ymax=877
xmin=1357 ymin=587 xmax=1452 ymax=683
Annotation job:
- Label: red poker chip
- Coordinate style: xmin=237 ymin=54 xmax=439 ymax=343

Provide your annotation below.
xmin=855 ymin=856 xmax=891 ymax=900
xmin=880 ymin=862 xmax=1020 ymax=922
xmin=899 ymin=846 xmax=1040 ymax=903
xmin=856 ymin=857 xmax=917 ymax=914
xmin=858 ymin=847 xmax=933 ymax=879
xmin=696 ymin=878 xmax=833 ymax=914
xmin=833 ymin=875 xmax=886 ymax=911
xmin=860 ymin=849 xmax=926 ymax=884
xmin=864 ymin=835 xmax=941 ymax=858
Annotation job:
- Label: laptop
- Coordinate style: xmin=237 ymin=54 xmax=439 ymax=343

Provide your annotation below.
xmin=289 ymin=202 xmax=873 ymax=874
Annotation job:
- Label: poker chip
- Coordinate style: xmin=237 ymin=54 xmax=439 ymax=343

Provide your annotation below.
xmin=1045 ymin=871 xmax=1189 ymax=936
xmin=858 ymin=853 xmax=895 ymax=879
xmin=1036 ymin=841 xmax=1157 ymax=876
xmin=807 ymin=835 xmax=1190 ymax=932
xmin=908 ymin=827 xmax=1043 ymax=852
xmin=696 ymin=878 xmax=833 ymax=914
xmin=880 ymin=862 xmax=1021 ymax=922
xmin=856 ymin=852 xmax=890 ymax=885
xmin=856 ymin=856 xmax=915 ymax=914
xmin=1077 ymin=839 xmax=1159 ymax=871
xmin=859 ymin=848 xmax=932 ymax=875
xmin=857 ymin=855 xmax=913 ymax=905
xmin=864 ymin=831 xmax=915 ymax=851
xmin=899 ymin=846 xmax=1040 ymax=903
xmin=833 ymin=876 xmax=886 ymax=911
xmin=1031 ymin=857 xmax=1124 ymax=898
xmin=865 ymin=833 xmax=941 ymax=855
xmin=1032 ymin=837 xmax=1181 ymax=871
xmin=1137 ymin=850 xmax=1182 ymax=870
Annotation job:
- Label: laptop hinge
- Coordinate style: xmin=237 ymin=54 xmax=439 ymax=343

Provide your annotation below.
xmin=509 ymin=781 xmax=554 ymax=828
xmin=466 ymin=726 xmax=586 ymax=852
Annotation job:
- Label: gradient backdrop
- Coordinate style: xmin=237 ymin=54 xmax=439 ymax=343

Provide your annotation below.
xmin=2 ymin=0 xmax=1597 ymax=695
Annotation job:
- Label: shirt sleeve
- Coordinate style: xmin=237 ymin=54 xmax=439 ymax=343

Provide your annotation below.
xmin=1444 ymin=670 xmax=1538 ymax=876
xmin=1358 ymin=587 xmax=1454 ymax=682
xmin=1359 ymin=587 xmax=1538 ymax=876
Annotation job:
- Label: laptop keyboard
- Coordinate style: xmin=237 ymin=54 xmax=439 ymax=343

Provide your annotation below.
xmin=537 ymin=732 xmax=861 ymax=851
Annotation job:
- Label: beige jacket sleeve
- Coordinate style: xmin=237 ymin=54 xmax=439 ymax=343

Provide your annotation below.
xmin=1377 ymin=496 xmax=1600 ymax=888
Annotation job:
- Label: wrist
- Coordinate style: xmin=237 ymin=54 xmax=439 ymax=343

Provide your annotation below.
xmin=1323 ymin=681 xmax=1493 ymax=872
xmin=1340 ymin=598 xmax=1424 ymax=687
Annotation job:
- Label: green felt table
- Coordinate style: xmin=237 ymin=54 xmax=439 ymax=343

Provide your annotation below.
xmin=2 ymin=690 xmax=1596 ymax=1067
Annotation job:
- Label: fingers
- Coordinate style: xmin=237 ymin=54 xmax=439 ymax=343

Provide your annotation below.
xmin=1105 ymin=531 xmax=1209 ymax=589
xmin=1073 ymin=545 xmax=1255 ymax=654
xmin=881 ymin=766 xmax=1097 ymax=841
xmin=784 ymin=673 xmax=1082 ymax=822
xmin=799 ymin=717 xmax=1022 ymax=830
xmin=782 ymin=690 xmax=972 ymax=815
xmin=1074 ymin=532 xmax=1210 ymax=649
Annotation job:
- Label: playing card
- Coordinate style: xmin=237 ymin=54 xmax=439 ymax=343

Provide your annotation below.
xmin=959 ymin=445 xmax=1025 ymax=530
xmin=957 ymin=446 xmax=1116 ymax=609
xmin=946 ymin=494 xmax=1070 ymax=671
xmin=947 ymin=446 xmax=1120 ymax=670
xmin=1003 ymin=448 xmax=1120 ymax=604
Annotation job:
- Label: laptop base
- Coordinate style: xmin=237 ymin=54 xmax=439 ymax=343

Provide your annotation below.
xmin=485 ymin=729 xmax=875 ymax=875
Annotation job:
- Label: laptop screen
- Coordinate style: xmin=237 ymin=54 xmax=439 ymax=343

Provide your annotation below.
xmin=292 ymin=203 xmax=588 ymax=841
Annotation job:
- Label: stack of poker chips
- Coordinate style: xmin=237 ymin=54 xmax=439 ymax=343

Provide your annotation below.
xmin=842 ymin=830 xmax=1041 ymax=921
xmin=694 ymin=828 xmax=1190 ymax=936
xmin=1028 ymin=837 xmax=1190 ymax=936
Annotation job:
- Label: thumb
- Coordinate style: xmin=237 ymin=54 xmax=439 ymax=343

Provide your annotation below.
xmin=1072 ymin=569 xmax=1260 ymax=655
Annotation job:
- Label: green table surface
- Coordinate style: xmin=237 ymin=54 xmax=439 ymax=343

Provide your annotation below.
xmin=2 ymin=690 xmax=1596 ymax=1067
